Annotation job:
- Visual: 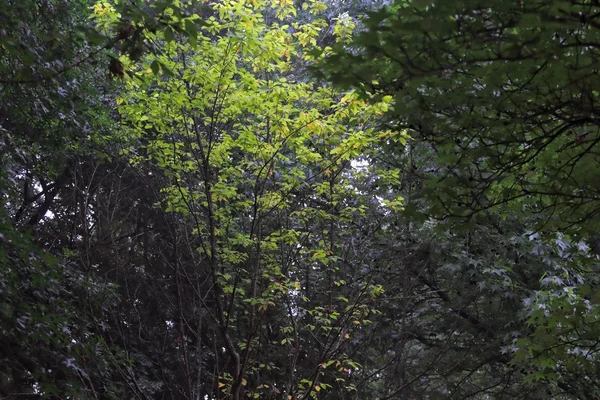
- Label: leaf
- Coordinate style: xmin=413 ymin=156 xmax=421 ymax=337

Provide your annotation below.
xmin=150 ymin=60 xmax=160 ymax=75
xmin=185 ymin=19 xmax=198 ymax=42
xmin=159 ymin=62 xmax=175 ymax=77
xmin=164 ymin=27 xmax=174 ymax=43
xmin=83 ymin=27 xmax=107 ymax=46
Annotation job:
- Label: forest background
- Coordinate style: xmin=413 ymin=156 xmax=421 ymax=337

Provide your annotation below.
xmin=2 ymin=0 xmax=600 ymax=399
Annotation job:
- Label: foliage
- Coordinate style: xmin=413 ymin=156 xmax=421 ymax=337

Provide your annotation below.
xmin=107 ymin=0 xmax=408 ymax=398
xmin=320 ymin=0 xmax=600 ymax=233
xmin=4 ymin=0 xmax=600 ymax=398
xmin=0 ymin=0 xmax=203 ymax=83
xmin=0 ymin=0 xmax=125 ymax=397
xmin=318 ymin=0 xmax=600 ymax=397
xmin=0 ymin=184 xmax=121 ymax=397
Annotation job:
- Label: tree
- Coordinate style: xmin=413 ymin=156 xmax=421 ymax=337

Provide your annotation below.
xmin=6 ymin=0 xmax=600 ymax=398
xmin=0 ymin=0 xmax=128 ymax=396
xmin=318 ymin=0 xmax=600 ymax=397
xmin=0 ymin=0 xmax=203 ymax=84
xmin=93 ymin=0 xmax=407 ymax=398
xmin=321 ymin=0 xmax=600 ymax=233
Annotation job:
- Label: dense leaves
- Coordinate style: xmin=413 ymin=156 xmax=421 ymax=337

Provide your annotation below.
xmin=318 ymin=0 xmax=600 ymax=397
xmin=109 ymin=1 xmax=403 ymax=397
xmin=321 ymin=0 xmax=600 ymax=233
xmin=3 ymin=0 xmax=600 ymax=399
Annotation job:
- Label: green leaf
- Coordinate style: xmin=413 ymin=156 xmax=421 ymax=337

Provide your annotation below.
xmin=150 ymin=60 xmax=160 ymax=75
xmin=164 ymin=27 xmax=174 ymax=43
